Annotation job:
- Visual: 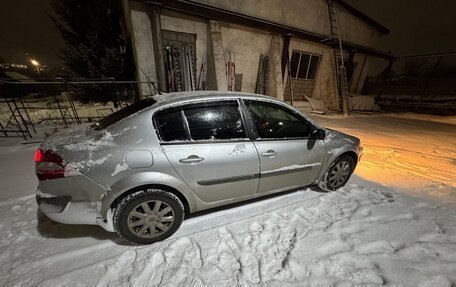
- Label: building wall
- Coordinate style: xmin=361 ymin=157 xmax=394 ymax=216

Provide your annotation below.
xmin=192 ymin=0 xmax=329 ymax=35
xmin=336 ymin=4 xmax=380 ymax=49
xmin=130 ymin=6 xmax=210 ymax=95
xmin=130 ymin=2 xmax=157 ymax=96
xmin=284 ymin=79 xmax=316 ymax=101
xmin=129 ymin=1 xmax=381 ymax=110
xmin=221 ymin=24 xmax=272 ymax=93
xmin=191 ymin=0 xmax=382 ymax=48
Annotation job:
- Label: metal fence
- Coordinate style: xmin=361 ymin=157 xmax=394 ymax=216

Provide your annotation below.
xmin=0 ymin=78 xmax=158 ymax=140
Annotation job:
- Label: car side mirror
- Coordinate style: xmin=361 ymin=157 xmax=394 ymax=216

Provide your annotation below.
xmin=310 ymin=127 xmax=326 ymax=140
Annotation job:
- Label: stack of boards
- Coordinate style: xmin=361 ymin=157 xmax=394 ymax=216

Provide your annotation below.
xmin=256 ymin=54 xmax=270 ymax=95
xmin=225 ymin=51 xmax=236 ymax=91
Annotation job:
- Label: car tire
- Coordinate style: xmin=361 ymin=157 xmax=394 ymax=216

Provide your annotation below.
xmin=113 ymin=188 xmax=184 ymax=245
xmin=321 ymin=155 xmax=355 ymax=191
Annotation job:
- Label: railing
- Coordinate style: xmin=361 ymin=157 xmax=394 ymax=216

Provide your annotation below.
xmin=0 ymin=78 xmax=158 ymax=140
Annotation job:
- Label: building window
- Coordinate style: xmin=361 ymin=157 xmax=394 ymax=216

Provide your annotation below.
xmin=290 ymin=51 xmax=321 ymax=80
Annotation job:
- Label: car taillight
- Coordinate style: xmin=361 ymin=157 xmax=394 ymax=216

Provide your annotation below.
xmin=34 ymin=149 xmax=66 ymax=180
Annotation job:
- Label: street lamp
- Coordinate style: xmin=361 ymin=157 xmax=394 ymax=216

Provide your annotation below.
xmin=30 ymin=59 xmax=41 ymax=76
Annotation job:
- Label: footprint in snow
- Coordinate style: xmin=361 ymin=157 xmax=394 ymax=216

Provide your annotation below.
xmin=420 ymin=275 xmax=452 ymax=287
xmin=379 ymin=190 xmax=395 ymax=202
xmin=96 ymin=249 xmax=137 ymax=287
xmin=317 ymin=239 xmax=353 ymax=257
xmin=313 ymin=254 xmax=384 ymax=285
xmin=163 ymin=237 xmax=202 ymax=269
xmin=216 ymin=215 xmax=297 ymax=284
xmin=131 ymin=252 xmax=165 ymax=287
xmin=356 ymin=240 xmax=402 ymax=255
xmin=151 ymin=237 xmax=203 ymax=287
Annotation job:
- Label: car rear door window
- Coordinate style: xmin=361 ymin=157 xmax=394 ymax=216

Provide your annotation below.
xmin=155 ymin=110 xmax=188 ymax=142
xmin=184 ymin=103 xmax=246 ymax=140
xmin=245 ymin=100 xmax=310 ymax=139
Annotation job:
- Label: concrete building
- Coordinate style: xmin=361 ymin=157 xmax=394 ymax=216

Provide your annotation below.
xmin=123 ymin=0 xmax=391 ymax=111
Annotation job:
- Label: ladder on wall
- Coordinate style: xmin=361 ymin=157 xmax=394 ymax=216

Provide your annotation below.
xmin=327 ymin=0 xmax=349 ymax=114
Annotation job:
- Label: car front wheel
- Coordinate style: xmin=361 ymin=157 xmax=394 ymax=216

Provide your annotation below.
xmin=322 ymin=155 xmax=355 ymax=191
xmin=113 ymin=189 xmax=184 ymax=244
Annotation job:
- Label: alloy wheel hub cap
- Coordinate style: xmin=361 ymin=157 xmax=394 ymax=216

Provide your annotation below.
xmin=329 ymin=161 xmax=350 ymax=187
xmin=126 ymin=200 xmax=175 ymax=238
xmin=145 ymin=214 xmax=160 ymax=226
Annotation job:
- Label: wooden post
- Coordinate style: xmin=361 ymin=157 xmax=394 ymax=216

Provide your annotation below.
xmin=208 ymin=21 xmax=228 ymax=91
xmin=151 ymin=6 xmax=167 ymax=93
xmin=120 ymin=0 xmax=142 ymax=101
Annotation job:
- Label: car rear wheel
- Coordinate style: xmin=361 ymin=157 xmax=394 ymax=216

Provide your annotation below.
xmin=322 ymin=155 xmax=354 ymax=191
xmin=113 ymin=189 xmax=184 ymax=244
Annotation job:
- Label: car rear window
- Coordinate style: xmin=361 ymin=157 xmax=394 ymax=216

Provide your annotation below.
xmin=154 ymin=110 xmax=188 ymax=142
xmin=93 ymin=98 xmax=156 ymax=130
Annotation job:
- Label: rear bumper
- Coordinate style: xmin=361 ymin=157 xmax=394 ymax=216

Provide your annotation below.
xmin=36 ymin=188 xmax=98 ymax=225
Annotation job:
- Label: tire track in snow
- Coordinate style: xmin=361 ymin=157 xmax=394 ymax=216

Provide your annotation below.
xmin=363 ymin=144 xmax=455 ymax=161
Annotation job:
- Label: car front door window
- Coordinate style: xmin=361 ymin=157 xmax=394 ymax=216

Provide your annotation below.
xmin=245 ymin=101 xmax=310 ymax=139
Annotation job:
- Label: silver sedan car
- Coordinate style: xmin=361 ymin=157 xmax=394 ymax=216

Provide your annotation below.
xmin=35 ymin=91 xmax=362 ymax=244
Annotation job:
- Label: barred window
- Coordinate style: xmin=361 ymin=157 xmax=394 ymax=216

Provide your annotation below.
xmin=290 ymin=51 xmax=321 ymax=80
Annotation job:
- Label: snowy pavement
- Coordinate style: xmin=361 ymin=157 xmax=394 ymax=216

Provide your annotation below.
xmin=1 ymin=114 xmax=456 ymax=286
xmin=310 ymin=113 xmax=456 ymax=203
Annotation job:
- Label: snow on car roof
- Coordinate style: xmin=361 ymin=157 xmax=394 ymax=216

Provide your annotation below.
xmin=149 ymin=90 xmax=275 ymax=106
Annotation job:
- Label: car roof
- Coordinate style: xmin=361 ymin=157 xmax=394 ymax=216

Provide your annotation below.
xmin=149 ymin=91 xmax=276 ymax=107
xmin=124 ymin=90 xmax=319 ymax=129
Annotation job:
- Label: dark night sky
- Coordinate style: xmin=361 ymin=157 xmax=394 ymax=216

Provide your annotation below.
xmin=0 ymin=0 xmax=64 ymax=66
xmin=345 ymin=0 xmax=456 ymax=56
xmin=0 ymin=0 xmax=455 ymax=66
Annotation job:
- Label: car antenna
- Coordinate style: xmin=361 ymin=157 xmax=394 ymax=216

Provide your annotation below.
xmin=136 ymin=63 xmax=162 ymax=95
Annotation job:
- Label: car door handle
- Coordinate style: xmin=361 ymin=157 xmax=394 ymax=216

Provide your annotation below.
xmin=261 ymin=150 xmax=278 ymax=157
xmin=179 ymin=155 xmax=205 ymax=163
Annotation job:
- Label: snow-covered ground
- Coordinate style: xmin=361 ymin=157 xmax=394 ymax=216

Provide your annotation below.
xmin=310 ymin=113 xmax=456 ymax=203
xmin=0 ymin=113 xmax=455 ymax=286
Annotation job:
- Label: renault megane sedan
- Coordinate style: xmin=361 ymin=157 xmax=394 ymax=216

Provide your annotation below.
xmin=35 ymin=91 xmax=362 ymax=244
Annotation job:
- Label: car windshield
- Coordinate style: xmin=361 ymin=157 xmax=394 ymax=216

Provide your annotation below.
xmin=92 ymin=98 xmax=156 ymax=130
